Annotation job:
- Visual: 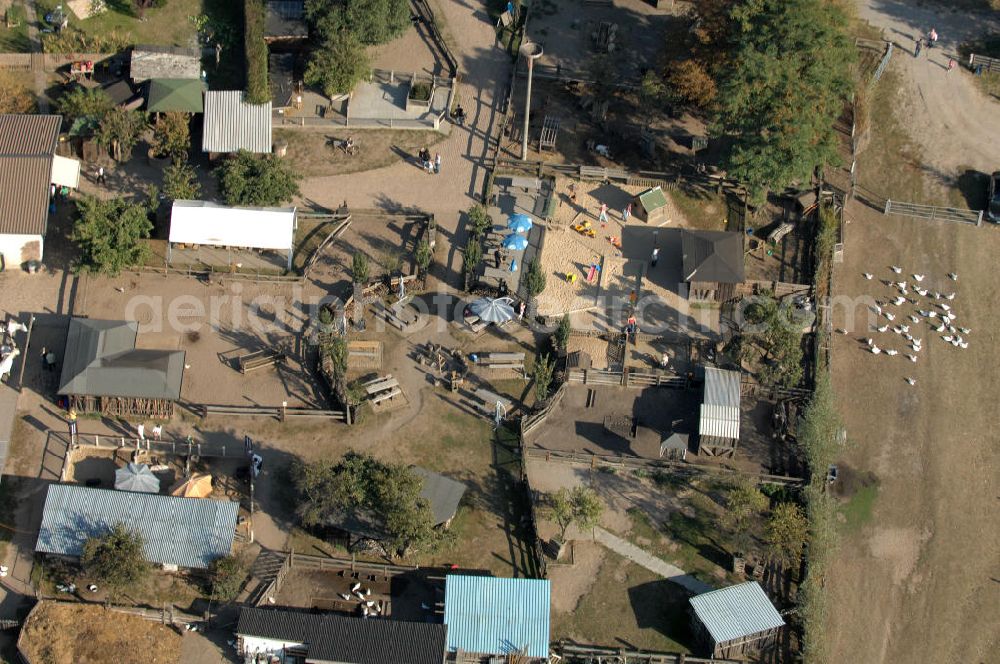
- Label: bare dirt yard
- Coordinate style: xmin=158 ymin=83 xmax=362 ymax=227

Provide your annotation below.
xmin=825 ymin=202 xmax=1000 ymax=662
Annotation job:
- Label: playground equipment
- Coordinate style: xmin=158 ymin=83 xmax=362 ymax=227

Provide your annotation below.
xmin=573 ymin=220 xmax=596 ymax=238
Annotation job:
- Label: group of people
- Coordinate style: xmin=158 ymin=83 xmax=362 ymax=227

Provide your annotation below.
xmin=417 ymin=147 xmax=442 ymax=174
xmin=914 ymin=27 xmax=958 ymax=73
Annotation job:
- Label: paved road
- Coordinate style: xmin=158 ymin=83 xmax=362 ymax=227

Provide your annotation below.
xmin=856 ymin=0 xmax=1000 ymax=179
xmin=593 ymin=526 xmax=713 ymax=595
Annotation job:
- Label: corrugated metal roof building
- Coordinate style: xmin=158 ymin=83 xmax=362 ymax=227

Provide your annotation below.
xmin=698 ymin=367 xmax=741 ymax=456
xmin=202 ymin=91 xmax=272 ymax=154
xmin=689 ymin=581 xmax=785 ymax=659
xmin=444 ymin=575 xmax=550 ymax=659
xmin=236 ymin=607 xmax=447 ymax=664
xmin=35 ymin=484 xmax=238 ymax=569
xmin=0 ymin=114 xmax=64 ymax=267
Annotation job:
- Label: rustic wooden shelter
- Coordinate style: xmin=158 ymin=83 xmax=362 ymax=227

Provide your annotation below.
xmin=632 ymin=186 xmax=669 ymax=224
xmin=689 ymin=581 xmax=785 ymax=659
xmin=681 ymin=230 xmax=745 ymax=301
xmin=697 ymin=367 xmax=740 ymax=457
xmin=58 ymin=318 xmax=185 ymax=418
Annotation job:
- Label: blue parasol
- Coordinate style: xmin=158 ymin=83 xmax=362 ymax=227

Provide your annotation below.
xmin=507 ymin=213 xmax=533 ymax=233
xmin=502 ymin=234 xmax=529 ymax=251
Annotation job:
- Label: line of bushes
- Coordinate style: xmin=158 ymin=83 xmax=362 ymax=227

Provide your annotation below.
xmin=244 ymin=0 xmax=270 ymax=104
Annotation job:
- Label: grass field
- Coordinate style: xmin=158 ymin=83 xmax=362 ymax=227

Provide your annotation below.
xmin=38 ymin=0 xmax=201 ymax=51
xmin=274 ymin=129 xmax=447 ymax=179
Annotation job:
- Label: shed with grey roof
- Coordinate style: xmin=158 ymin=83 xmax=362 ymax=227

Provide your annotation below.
xmin=129 ymin=45 xmax=202 ymax=83
xmin=202 ymin=91 xmax=272 ymax=154
xmin=681 ymin=230 xmax=745 ymax=302
xmin=689 ymin=581 xmax=785 ymax=659
xmin=58 ymin=318 xmax=185 ymax=419
xmin=35 ymin=484 xmax=238 ymax=570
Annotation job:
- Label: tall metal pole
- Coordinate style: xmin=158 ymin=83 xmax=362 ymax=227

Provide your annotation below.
xmin=521 ymin=56 xmax=533 ymax=160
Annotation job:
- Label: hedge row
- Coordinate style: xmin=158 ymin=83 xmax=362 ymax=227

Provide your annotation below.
xmin=244 ymin=0 xmax=270 ymax=104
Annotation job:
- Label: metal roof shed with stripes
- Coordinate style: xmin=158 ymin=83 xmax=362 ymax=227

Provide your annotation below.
xmin=689 ymin=581 xmax=785 ymax=659
xmin=202 ymin=90 xmax=272 ymax=154
xmin=444 ymin=575 xmax=550 ymax=659
xmin=699 ymin=367 xmax=741 ymax=441
xmin=35 ymin=484 xmax=238 ymax=570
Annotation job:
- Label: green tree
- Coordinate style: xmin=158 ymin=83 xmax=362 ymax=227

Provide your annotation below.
xmin=208 ymin=554 xmax=248 ymax=603
xmin=724 ymin=478 xmax=769 ymax=553
xmin=351 ymin=252 xmax=370 ymax=284
xmin=96 ymin=108 xmax=147 ymax=162
xmin=765 ymin=502 xmax=808 ymax=566
xmin=463 ymin=237 xmax=482 ymax=277
xmin=80 ymin=523 xmax=149 ymax=597
xmin=741 ymin=294 xmax=803 ymax=388
xmin=291 ymin=453 xmax=440 ymax=558
xmin=217 ymin=150 xmax=302 ymax=206
xmin=343 ymin=0 xmax=409 ymax=45
xmin=244 ymin=0 xmax=270 ymax=104
xmin=162 ymin=160 xmax=202 ymax=202
xmin=325 ymin=336 xmax=349 ymax=379
xmin=149 ymin=111 xmax=191 ymax=161
xmin=524 ymin=258 xmax=546 ymax=300
xmin=305 ymin=31 xmax=370 ymax=97
xmin=415 ymin=238 xmax=432 ymax=276
xmin=554 ymin=314 xmax=571 ymax=350
xmin=714 ymin=0 xmax=854 ymax=201
xmin=533 ymin=353 xmax=554 ymax=402
xmin=55 ymin=86 xmax=112 ymax=125
xmin=548 ymin=486 xmax=604 ymax=540
xmin=466 ymin=205 xmax=490 ymax=236
xmin=72 ymin=196 xmax=152 ymax=275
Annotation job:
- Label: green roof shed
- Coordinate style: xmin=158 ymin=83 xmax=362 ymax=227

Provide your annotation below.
xmin=634 ymin=185 xmax=669 ymax=223
xmin=147 ymin=78 xmax=206 ymax=113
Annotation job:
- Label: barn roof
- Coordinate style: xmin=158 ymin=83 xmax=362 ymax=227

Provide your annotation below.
xmin=0 ymin=114 xmax=62 ymax=236
xmin=681 ymin=230 xmax=745 ymax=284
xmin=147 ymin=78 xmax=205 ymax=113
xmin=444 ymin=575 xmax=550 ymax=658
xmin=202 ymin=91 xmax=272 ymax=153
xmin=699 ymin=367 xmax=740 ymax=440
xmin=689 ymin=581 xmax=784 ymax=646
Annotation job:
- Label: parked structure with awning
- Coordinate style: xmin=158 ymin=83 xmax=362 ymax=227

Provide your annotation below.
xmin=168 ymin=200 xmax=297 ymax=270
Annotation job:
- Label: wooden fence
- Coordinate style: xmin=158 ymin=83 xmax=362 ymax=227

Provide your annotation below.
xmin=566 ymin=367 xmax=686 ymax=389
xmin=969 ymin=52 xmax=1000 ymax=73
xmin=200 ymin=403 xmax=347 ymax=422
xmin=519 ymin=382 xmax=567 ymax=438
xmin=552 ymin=642 xmax=738 ymax=664
xmin=524 ymin=448 xmax=804 ymax=486
xmin=883 ymin=199 xmax=983 ymax=225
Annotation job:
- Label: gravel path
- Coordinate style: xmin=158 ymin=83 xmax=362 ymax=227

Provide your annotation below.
xmin=856 ymin=0 xmax=1000 ymax=177
xmin=593 ymin=527 xmax=712 ymax=595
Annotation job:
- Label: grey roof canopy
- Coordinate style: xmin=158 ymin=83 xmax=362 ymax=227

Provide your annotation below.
xmin=35 ymin=484 xmax=238 ymax=569
xmin=0 ymin=114 xmax=62 ymax=236
xmin=129 ymin=45 xmax=202 ymax=82
xmin=236 ymin=607 xmax=448 ymax=664
xmin=412 ymin=467 xmax=467 ymax=525
xmin=58 ymin=318 xmax=185 ymax=401
xmin=689 ymin=581 xmax=785 ymax=645
xmin=114 ymin=463 xmax=161 ymax=493
xmin=681 ymin=230 xmax=745 ymax=284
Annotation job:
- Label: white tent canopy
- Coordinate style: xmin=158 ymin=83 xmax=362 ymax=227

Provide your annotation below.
xmin=169 ymin=200 xmax=296 ymax=251
xmin=51 ymin=155 xmax=81 ymax=189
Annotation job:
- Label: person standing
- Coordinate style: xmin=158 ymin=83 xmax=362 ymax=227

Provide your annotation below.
xmin=928 ymin=28 xmax=938 ymax=49
xmin=913 ymin=38 xmax=922 ymax=58
xmin=651 ymin=247 xmax=659 ymax=268
xmin=136 ymin=423 xmax=145 ymax=442
xmin=598 ymin=203 xmax=608 ymax=224
xmin=68 ymin=408 xmax=77 ymax=444
xmin=151 ymin=424 xmax=162 ymax=440
xmin=622 ymin=202 xmax=632 ymax=222
xmin=518 ymin=301 xmax=526 ymax=321
xmin=947 ymin=58 xmax=957 ymax=74
xmin=434 ymin=152 xmax=441 ymax=174
xmin=96 ymin=166 xmax=105 ymax=184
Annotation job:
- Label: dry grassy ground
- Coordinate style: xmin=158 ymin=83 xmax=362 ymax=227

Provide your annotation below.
xmin=825 ymin=203 xmax=1000 ymax=662
xmin=18 ymin=602 xmax=182 ymax=664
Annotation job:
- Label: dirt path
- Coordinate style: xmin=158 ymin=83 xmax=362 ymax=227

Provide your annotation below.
xmin=856 ymin=0 xmax=1000 ymax=178
xmin=825 ymin=202 xmax=1000 ymax=663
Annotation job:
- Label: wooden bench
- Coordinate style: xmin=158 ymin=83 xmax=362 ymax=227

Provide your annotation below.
xmin=474 ymin=388 xmax=512 ymax=413
xmin=497 ymin=175 xmax=541 ymax=191
xmin=579 ymin=165 xmax=607 ymax=181
xmin=485 ymin=363 xmax=524 ymax=370
xmin=484 ymin=352 xmax=525 ymax=362
xmin=238 ymin=349 xmax=286 ymax=373
xmin=371 ymin=301 xmax=407 ymax=331
xmin=365 ymin=377 xmax=400 ymax=395
xmin=370 ymin=387 xmax=402 ymax=404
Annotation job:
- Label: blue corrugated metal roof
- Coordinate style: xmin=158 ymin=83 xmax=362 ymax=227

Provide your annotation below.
xmin=35 ymin=484 xmax=238 ymax=569
xmin=689 ymin=581 xmax=784 ymax=645
xmin=444 ymin=575 xmax=550 ymax=658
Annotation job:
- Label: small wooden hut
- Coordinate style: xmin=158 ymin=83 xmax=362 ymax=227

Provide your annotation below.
xmin=689 ymin=581 xmax=785 ymax=659
xmin=632 ymin=186 xmax=669 ymax=224
xmin=58 ymin=318 xmax=185 ymax=418
xmin=681 ymin=230 xmax=745 ymax=301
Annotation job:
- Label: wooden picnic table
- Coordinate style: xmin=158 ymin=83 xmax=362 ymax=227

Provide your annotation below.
xmin=483 ymin=351 xmax=525 ymax=362
xmin=498 ymin=175 xmax=542 ymax=191
xmin=365 ymin=377 xmax=400 ymax=395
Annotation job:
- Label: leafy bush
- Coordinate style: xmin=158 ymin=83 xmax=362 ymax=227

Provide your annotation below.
xmin=304 ymin=30 xmax=370 ymax=97
xmin=149 ymin=111 xmax=191 ymax=161
xmin=81 ymin=523 xmax=149 ymax=597
xmin=162 ymin=160 xmax=202 ymax=202
xmin=73 ymin=196 xmax=152 ymax=275
xmin=244 ymin=0 xmax=270 ymax=104
xmin=217 ymin=150 xmax=302 ymax=206
xmin=409 ymin=81 xmax=432 ymax=101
